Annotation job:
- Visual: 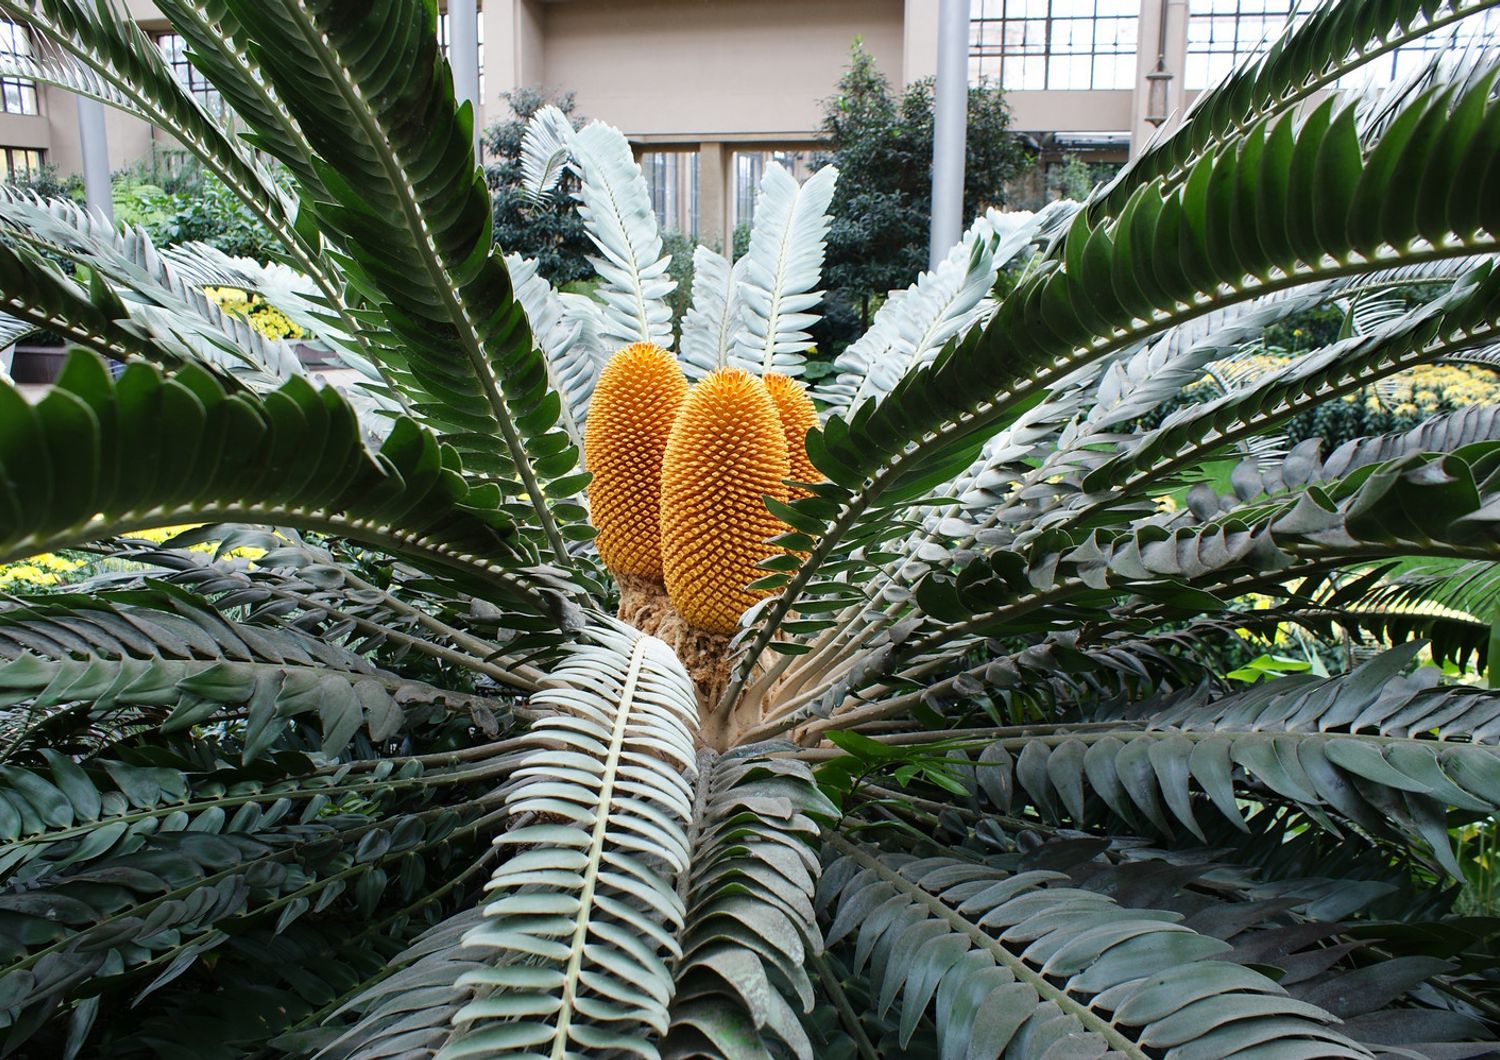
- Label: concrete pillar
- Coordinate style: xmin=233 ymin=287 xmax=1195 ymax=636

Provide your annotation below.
xmin=76 ymin=96 xmax=112 ymax=221
xmin=485 ymin=0 xmax=544 ymax=106
xmin=698 ymin=141 xmax=729 ymax=257
xmin=449 ymin=0 xmax=480 ymax=150
xmin=1130 ymin=0 xmax=1190 ymax=158
xmin=929 ymin=0 xmax=968 ymax=268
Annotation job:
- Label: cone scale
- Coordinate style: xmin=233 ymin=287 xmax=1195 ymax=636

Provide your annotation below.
xmin=764 ymin=372 xmax=821 ymax=500
xmin=660 ymin=368 xmax=791 ymax=635
xmin=583 ymin=343 xmax=688 ymax=579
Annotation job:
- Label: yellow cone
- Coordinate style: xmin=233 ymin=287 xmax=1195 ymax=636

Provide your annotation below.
xmin=660 ymin=368 xmax=791 ymax=634
xmin=584 ymin=343 xmax=688 ymax=578
xmin=764 ymin=373 xmax=821 ymax=500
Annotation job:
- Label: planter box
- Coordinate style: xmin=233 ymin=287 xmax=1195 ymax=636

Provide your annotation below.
xmin=10 ymin=344 xmax=68 ymax=384
xmin=294 ymin=341 xmax=340 ymax=368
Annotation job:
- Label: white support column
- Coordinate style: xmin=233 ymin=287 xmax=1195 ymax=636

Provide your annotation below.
xmin=76 ymin=96 xmax=112 ymax=221
xmin=449 ymin=0 xmax=481 ymax=151
xmin=928 ymin=0 xmax=968 ymax=269
xmin=698 ymin=141 xmax=727 ymax=256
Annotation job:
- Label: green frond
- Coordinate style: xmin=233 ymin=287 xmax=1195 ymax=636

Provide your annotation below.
xmin=824 ymin=647 xmax=1500 ymax=881
xmin=725 ymin=71 xmax=1500 ymax=705
xmin=0 ymin=239 xmax=188 ymax=370
xmin=728 ymin=161 xmax=839 ymax=377
xmin=1081 ymin=268 xmax=1500 ymax=500
xmin=816 ymin=207 xmax=1050 ymax=414
xmin=0 ymin=190 xmax=311 ymax=385
xmin=567 ymin=121 xmax=677 ymax=351
xmin=1355 ymin=557 xmax=1500 ymax=650
xmin=149 ymin=0 xmax=325 ymax=195
xmin=506 ymin=251 xmax=604 ymax=448
xmin=129 ymin=920 xmax=412 ymax=1057
xmin=1093 ymin=0 xmax=1500 ymax=218
xmin=768 ymin=442 xmax=1500 ymax=736
xmin=6 ymin=0 xmax=1500 ymax=1049
xmin=666 ymin=754 xmax=836 ymax=1059
xmin=316 ymin=905 xmax=494 ymax=1058
xmin=0 ymin=732 xmax=518 ymax=1052
xmin=0 ymin=351 xmax=570 ymax=617
xmin=220 ymin=0 xmax=583 ymax=563
xmin=820 ymin=837 xmax=1369 ymax=1058
xmin=116 ymin=535 xmax=549 ymax=690
xmin=0 ymin=585 xmax=516 ymax=760
xmin=435 ymin=624 xmax=698 ymax=1057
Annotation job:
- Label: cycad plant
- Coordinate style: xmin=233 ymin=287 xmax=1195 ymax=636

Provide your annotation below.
xmin=2 ymin=0 xmax=1500 ymax=1056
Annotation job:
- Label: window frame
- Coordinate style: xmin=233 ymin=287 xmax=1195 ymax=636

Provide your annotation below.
xmin=1183 ymin=0 xmax=1306 ymax=91
xmin=437 ymin=10 xmax=486 ymax=101
xmin=0 ymin=146 xmax=45 ymax=183
xmin=152 ymin=31 xmax=225 ymax=116
xmin=969 ymin=0 xmax=1140 ymax=93
xmin=0 ymin=20 xmax=39 ymax=117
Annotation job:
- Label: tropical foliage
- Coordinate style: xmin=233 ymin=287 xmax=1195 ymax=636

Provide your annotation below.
xmin=0 ymin=0 xmax=1497 ymax=1057
xmin=1154 ymin=320 xmax=1500 ymax=448
xmin=816 ymin=39 xmax=1030 ymax=327
xmin=483 ymin=87 xmax=597 ymax=289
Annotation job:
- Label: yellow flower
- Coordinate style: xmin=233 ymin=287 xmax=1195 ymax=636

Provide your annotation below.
xmin=203 ymin=286 xmax=306 ymax=342
xmin=0 ymin=565 xmax=55 ymax=587
xmin=29 ymin=552 xmax=84 ymax=573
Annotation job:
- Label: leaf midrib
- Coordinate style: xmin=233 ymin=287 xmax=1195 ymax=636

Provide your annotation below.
xmin=277 ymin=0 xmax=569 ymax=565
xmin=552 ymin=633 xmax=648 ymax=1057
xmin=757 ymin=179 xmax=804 ymax=373
xmin=828 ymin=834 xmax=1150 ymax=1058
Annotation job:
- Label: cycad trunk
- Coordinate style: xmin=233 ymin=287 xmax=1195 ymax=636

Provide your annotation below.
xmin=616 ymin=574 xmax=743 ymax=748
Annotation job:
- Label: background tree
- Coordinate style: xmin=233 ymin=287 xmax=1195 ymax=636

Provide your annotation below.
xmin=815 ymin=39 xmax=1030 ymax=335
xmin=483 ymin=88 xmax=595 ymax=287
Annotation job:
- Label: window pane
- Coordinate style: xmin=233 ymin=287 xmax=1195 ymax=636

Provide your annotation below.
xmin=154 ymin=33 xmax=225 ymax=115
xmin=1184 ymin=2 xmax=1308 ymax=90
xmin=971 ymin=1 xmax=1136 ymax=91
xmin=437 ymin=12 xmax=486 ymax=100
xmin=1340 ymin=9 xmax=1500 ymax=90
xmin=0 ymin=22 xmax=37 ymax=115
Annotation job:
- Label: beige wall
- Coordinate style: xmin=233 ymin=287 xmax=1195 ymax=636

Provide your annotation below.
xmin=1007 ymin=90 xmax=1134 ymax=135
xmin=119 ymin=0 xmax=166 ymax=25
xmin=536 ymin=0 xmax=904 ymax=142
xmin=0 ymin=86 xmax=157 ymax=176
xmin=483 ymin=0 xmax=545 ymax=123
xmin=0 ymin=113 xmax=49 ymax=152
xmin=902 ymin=0 xmax=939 ymax=83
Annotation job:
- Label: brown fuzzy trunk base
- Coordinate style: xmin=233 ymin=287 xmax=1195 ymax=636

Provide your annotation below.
xmin=652 ymin=611 xmax=748 ymax=750
xmin=616 ymin=573 xmax=674 ymax=637
xmin=614 ymin=576 xmax=757 ymax=750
